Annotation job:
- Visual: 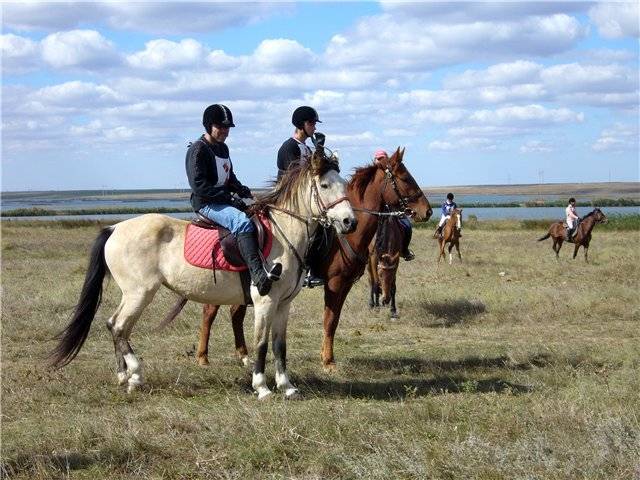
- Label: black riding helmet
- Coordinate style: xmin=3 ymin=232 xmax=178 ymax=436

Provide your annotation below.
xmin=292 ymin=106 xmax=321 ymax=129
xmin=447 ymin=193 xmax=454 ymax=200
xmin=203 ymin=104 xmax=235 ymax=133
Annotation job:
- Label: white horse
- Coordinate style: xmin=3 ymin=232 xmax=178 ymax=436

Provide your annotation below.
xmin=50 ymin=150 xmax=356 ymax=399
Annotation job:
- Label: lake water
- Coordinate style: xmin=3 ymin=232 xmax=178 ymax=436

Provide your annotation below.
xmin=1 ymin=190 xmax=638 ymax=221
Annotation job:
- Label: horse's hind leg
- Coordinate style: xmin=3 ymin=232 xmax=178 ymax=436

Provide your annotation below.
xmin=197 ymin=304 xmax=220 ymax=367
xmin=573 ymin=244 xmax=580 ymax=260
xmin=107 ymin=287 xmax=158 ymax=392
xmin=230 ymin=305 xmax=250 ymax=366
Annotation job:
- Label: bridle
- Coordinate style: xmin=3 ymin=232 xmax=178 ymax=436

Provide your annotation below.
xmin=353 ymin=165 xmax=424 ymax=219
xmin=338 ymin=164 xmax=424 ymax=268
xmin=263 ymin=164 xmax=350 ymax=293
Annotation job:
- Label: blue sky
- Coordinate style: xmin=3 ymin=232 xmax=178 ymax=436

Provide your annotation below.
xmin=1 ymin=1 xmax=638 ymax=191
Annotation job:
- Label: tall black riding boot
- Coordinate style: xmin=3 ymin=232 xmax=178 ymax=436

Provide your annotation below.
xmin=237 ymin=232 xmax=282 ymax=296
xmin=401 ymin=223 xmax=415 ymax=261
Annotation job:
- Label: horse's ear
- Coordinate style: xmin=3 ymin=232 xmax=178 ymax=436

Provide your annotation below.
xmin=398 ymin=147 xmax=405 ymax=162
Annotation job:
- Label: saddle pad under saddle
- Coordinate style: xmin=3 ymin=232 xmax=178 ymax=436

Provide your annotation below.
xmin=184 ymin=216 xmax=273 ymax=271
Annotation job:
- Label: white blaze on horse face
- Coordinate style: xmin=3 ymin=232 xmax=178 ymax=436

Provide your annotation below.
xmin=316 ymin=169 xmax=356 ymax=234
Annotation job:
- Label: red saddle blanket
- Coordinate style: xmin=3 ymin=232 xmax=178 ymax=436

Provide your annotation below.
xmin=184 ymin=216 xmax=273 ymax=271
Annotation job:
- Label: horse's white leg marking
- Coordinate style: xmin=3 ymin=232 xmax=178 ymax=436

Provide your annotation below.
xmin=449 ymin=252 xmax=453 ymax=265
xmin=252 ymin=297 xmax=277 ymax=400
xmin=110 ymin=288 xmax=159 ymax=392
xmin=272 ymin=302 xmax=299 ymax=399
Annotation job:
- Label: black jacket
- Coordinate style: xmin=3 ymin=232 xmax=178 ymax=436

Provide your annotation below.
xmin=185 ymin=135 xmax=250 ymax=211
xmin=277 ymin=137 xmax=311 ymax=180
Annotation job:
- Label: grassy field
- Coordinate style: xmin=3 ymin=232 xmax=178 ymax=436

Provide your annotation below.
xmin=1 ymin=220 xmax=639 ymax=479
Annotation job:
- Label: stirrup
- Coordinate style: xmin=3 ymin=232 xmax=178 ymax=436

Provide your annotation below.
xmin=265 ymin=263 xmax=282 ymax=281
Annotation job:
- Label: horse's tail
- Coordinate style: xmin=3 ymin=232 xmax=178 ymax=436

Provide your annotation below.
xmin=49 ymin=227 xmax=113 ymax=369
xmin=537 ymin=233 xmax=551 ymax=242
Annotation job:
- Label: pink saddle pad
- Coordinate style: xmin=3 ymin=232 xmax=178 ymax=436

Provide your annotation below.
xmin=184 ymin=216 xmax=273 ymax=271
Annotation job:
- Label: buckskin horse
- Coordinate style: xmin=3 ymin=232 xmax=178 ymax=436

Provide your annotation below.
xmin=193 ymin=147 xmax=432 ymax=370
xmin=537 ymin=207 xmax=608 ymax=262
xmin=49 ymin=149 xmax=356 ymax=399
xmin=437 ymin=208 xmax=462 ymax=264
xmin=367 ymin=215 xmax=405 ymax=319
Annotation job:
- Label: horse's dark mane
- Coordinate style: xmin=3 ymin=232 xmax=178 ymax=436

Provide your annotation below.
xmin=252 ymin=154 xmax=337 ymax=210
xmin=350 ymin=163 xmax=378 ymax=200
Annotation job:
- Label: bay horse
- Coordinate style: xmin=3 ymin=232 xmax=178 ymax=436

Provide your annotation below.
xmin=367 ymin=215 xmax=405 ymax=319
xmin=537 ymin=207 xmax=608 ymax=262
xmin=194 ymin=147 xmax=432 ymax=370
xmin=49 ymin=150 xmax=356 ymax=399
xmin=437 ymin=208 xmax=462 ymax=264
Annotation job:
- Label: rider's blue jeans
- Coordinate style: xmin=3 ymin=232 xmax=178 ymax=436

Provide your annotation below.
xmin=198 ymin=204 xmax=254 ymax=235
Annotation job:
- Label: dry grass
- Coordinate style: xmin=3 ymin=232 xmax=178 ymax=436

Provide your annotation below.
xmin=1 ymin=222 xmax=639 ymax=479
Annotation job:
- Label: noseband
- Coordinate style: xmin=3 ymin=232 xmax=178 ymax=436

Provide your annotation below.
xmin=382 ymin=168 xmax=424 ymax=217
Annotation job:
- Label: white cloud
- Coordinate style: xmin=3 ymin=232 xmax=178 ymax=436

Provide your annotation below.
xmin=0 ymin=33 xmax=40 ymax=73
xmin=428 ymin=137 xmax=497 ymax=152
xmin=589 ymin=2 xmax=640 ymax=39
xmin=469 ymin=105 xmax=584 ymax=125
xmin=520 ymin=140 xmax=554 ymax=153
xmin=127 ymin=39 xmax=207 ymax=70
xmin=252 ymin=39 xmax=315 ymax=72
xmin=34 ymin=81 xmax=124 ymax=108
xmin=541 ymin=63 xmax=637 ymax=94
xmin=2 ymin=2 xmax=286 ymax=34
xmin=592 ymin=123 xmax=639 ymax=152
xmin=325 ymin=12 xmax=585 ymax=72
xmin=41 ymin=30 xmax=120 ymax=69
xmin=445 ymin=61 xmax=542 ymax=89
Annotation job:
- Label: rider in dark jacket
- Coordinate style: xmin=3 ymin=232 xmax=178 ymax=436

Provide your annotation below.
xmin=277 ymin=106 xmax=327 ymax=287
xmin=186 ymin=104 xmax=281 ymax=295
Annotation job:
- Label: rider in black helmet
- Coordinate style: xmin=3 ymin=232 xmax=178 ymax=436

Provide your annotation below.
xmin=434 ymin=192 xmax=461 ymax=238
xmin=186 ymin=104 xmax=281 ymax=296
xmin=277 ymin=106 xmax=325 ymax=179
xmin=277 ymin=106 xmax=327 ymax=288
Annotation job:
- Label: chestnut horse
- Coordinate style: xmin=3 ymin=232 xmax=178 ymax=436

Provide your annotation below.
xmin=437 ymin=208 xmax=462 ymax=264
xmin=194 ymin=148 xmax=432 ymax=369
xmin=537 ymin=207 xmax=608 ymax=262
xmin=367 ymin=215 xmax=405 ymax=319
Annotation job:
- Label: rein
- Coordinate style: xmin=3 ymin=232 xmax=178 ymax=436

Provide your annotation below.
xmin=338 ymin=166 xmax=422 ymax=268
xmin=262 ymin=175 xmax=347 ymax=292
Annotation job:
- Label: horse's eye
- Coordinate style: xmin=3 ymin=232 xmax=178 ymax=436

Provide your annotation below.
xmin=320 ymin=183 xmax=329 ymax=189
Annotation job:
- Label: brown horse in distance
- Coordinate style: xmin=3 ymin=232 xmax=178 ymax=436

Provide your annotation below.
xmin=195 ymin=147 xmax=432 ymax=370
xmin=367 ymin=215 xmax=404 ymax=319
xmin=437 ymin=208 xmax=462 ymax=264
xmin=537 ymin=207 xmax=608 ymax=262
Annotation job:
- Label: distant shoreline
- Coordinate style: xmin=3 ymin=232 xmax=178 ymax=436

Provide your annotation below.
xmin=2 ymin=181 xmax=638 ymax=201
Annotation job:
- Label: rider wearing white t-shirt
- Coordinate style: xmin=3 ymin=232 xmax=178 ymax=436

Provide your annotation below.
xmin=565 ymin=197 xmax=579 ymax=239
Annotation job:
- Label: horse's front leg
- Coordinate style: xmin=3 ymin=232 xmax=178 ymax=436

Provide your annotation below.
xmin=389 ymin=283 xmax=398 ymax=319
xmin=448 ymin=243 xmax=454 ymax=265
xmin=573 ymin=244 xmax=580 ymax=260
xmin=197 ymin=304 xmax=220 ymax=367
xmin=456 ymin=241 xmax=462 ymax=261
xmin=321 ymin=277 xmax=351 ymax=371
xmin=437 ymin=240 xmax=445 ymax=263
xmin=252 ymin=298 xmax=277 ymax=400
xmin=230 ymin=304 xmax=250 ymax=366
xmin=272 ymin=301 xmax=300 ymax=399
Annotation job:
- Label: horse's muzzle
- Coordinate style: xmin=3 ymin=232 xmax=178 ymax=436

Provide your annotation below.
xmin=338 ymin=216 xmax=357 ymax=234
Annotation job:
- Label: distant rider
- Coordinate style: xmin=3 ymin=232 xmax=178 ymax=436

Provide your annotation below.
xmin=434 ymin=192 xmax=461 ymax=238
xmin=374 ymin=149 xmax=415 ymax=261
xmin=185 ymin=104 xmax=281 ymax=296
xmin=565 ymin=197 xmax=579 ymax=240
